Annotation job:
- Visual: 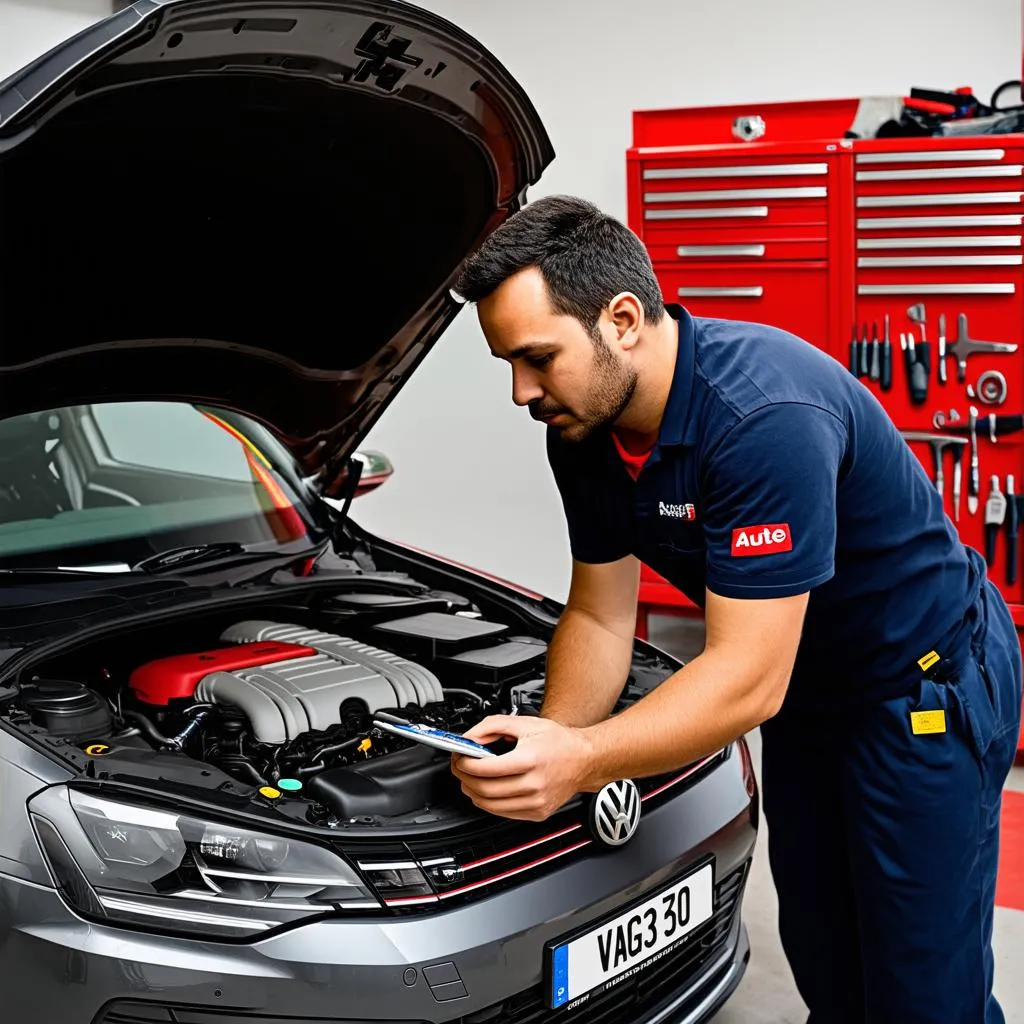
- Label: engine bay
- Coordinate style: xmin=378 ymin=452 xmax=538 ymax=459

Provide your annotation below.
xmin=0 ymin=573 xmax=670 ymax=831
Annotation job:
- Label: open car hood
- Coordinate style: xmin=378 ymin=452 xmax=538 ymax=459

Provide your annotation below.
xmin=0 ymin=0 xmax=553 ymax=491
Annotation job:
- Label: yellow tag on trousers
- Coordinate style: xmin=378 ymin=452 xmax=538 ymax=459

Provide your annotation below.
xmin=910 ymin=710 xmax=947 ymax=735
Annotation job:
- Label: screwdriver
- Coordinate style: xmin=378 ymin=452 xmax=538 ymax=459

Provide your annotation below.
xmin=985 ymin=475 xmax=1006 ymax=566
xmin=1008 ymin=475 xmax=1019 ymax=587
xmin=849 ymin=324 xmax=859 ymax=376
xmin=881 ymin=314 xmax=892 ymax=391
xmin=869 ymin=321 xmax=880 ymax=380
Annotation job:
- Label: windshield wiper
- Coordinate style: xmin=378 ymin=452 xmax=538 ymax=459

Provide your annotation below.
xmin=1 ymin=542 xmax=331 ymax=585
xmin=133 ymin=542 xmax=247 ymax=574
xmin=133 ymin=541 xmax=330 ymax=576
xmin=0 ymin=566 xmax=139 ymax=581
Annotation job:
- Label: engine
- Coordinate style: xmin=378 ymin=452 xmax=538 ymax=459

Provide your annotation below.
xmin=10 ymin=607 xmax=551 ymax=824
xmin=129 ymin=621 xmax=446 ymax=744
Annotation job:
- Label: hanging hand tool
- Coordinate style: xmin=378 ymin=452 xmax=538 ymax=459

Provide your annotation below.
xmin=946 ymin=313 xmax=1018 ymax=382
xmin=938 ymin=312 xmax=947 ymax=385
xmin=967 ymin=405 xmax=980 ymax=516
xmin=881 ymin=314 xmax=892 ymax=391
xmin=988 ymin=412 xmax=1024 ymax=441
xmin=859 ymin=322 xmax=871 ymax=378
xmin=869 ymin=321 xmax=880 ymax=381
xmin=985 ymin=475 xmax=1007 ymax=567
xmin=973 ymin=369 xmax=1007 ymax=406
xmin=951 ymin=439 xmax=965 ymax=522
xmin=1007 ymin=475 xmax=1019 ymax=586
xmin=902 ymin=333 xmax=928 ymax=404
xmin=900 ymin=431 xmax=968 ymax=498
xmin=936 ymin=411 xmax=1024 ymax=442
xmin=849 ymin=324 xmax=859 ymax=376
xmin=908 ymin=302 xmax=930 ymax=380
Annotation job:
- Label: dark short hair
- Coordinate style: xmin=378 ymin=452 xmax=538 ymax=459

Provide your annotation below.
xmin=455 ymin=195 xmax=665 ymax=332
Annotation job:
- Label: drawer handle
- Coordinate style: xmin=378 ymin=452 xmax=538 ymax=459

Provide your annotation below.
xmin=645 ymin=206 xmax=769 ymax=220
xmin=643 ymin=162 xmax=827 ymax=180
xmin=855 ymin=148 xmax=1006 ymax=164
xmin=858 ymin=214 xmax=1024 ymax=229
xmin=858 ymin=234 xmax=1022 ymax=249
xmin=676 ymin=244 xmax=766 ymax=257
xmin=856 ymin=165 xmax=1022 ymax=182
xmin=857 ymin=191 xmax=1024 ymax=208
xmin=858 ymin=283 xmax=1016 ymax=295
xmin=647 ymin=186 xmax=827 ymax=203
xmin=858 ymin=255 xmax=1024 ymax=268
xmin=678 ymin=286 xmax=764 ymax=298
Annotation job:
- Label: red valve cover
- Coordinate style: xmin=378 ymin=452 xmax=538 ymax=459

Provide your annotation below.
xmin=129 ymin=641 xmax=317 ymax=705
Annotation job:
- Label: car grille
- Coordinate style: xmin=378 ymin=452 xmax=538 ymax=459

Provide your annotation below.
xmin=354 ymin=750 xmax=728 ymax=914
xmin=94 ymin=861 xmax=749 ymax=1024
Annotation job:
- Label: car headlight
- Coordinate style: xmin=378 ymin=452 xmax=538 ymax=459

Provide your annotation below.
xmin=28 ymin=787 xmax=379 ymax=938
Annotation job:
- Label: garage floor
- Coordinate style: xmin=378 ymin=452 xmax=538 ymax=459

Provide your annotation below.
xmin=645 ymin=616 xmax=1024 ymax=1024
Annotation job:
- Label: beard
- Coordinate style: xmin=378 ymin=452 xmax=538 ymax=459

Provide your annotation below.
xmin=529 ymin=337 xmax=637 ymax=442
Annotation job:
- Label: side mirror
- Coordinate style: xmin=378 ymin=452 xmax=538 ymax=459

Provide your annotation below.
xmin=352 ymin=450 xmax=394 ymax=497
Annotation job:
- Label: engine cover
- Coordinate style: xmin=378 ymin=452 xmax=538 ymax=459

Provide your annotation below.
xmin=131 ymin=621 xmax=444 ymax=745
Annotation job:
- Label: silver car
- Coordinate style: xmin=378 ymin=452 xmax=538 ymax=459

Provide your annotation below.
xmin=0 ymin=3 xmax=757 ymax=1022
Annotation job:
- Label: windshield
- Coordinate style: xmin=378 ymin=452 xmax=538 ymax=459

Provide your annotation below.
xmin=0 ymin=401 xmax=328 ymax=570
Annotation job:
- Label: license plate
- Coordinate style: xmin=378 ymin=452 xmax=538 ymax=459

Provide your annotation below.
xmin=546 ymin=862 xmax=714 ymax=1010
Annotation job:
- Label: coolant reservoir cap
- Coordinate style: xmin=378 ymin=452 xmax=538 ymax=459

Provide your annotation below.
xmin=277 ymin=778 xmax=303 ymax=792
xmin=259 ymin=786 xmax=282 ymax=800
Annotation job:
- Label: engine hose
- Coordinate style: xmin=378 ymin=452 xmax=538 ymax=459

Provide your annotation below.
xmin=122 ymin=711 xmax=177 ymax=750
xmin=296 ymin=736 xmax=363 ymax=776
xmin=442 ymin=687 xmax=486 ymax=708
xmin=218 ymin=753 xmax=270 ymax=788
xmin=170 ymin=706 xmax=216 ymax=750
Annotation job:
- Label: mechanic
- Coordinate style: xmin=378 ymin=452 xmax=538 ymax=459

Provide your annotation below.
xmin=448 ymin=194 xmax=1023 ymax=1024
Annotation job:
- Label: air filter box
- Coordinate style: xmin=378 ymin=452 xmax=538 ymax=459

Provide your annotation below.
xmin=371 ymin=611 xmax=508 ymax=661
xmin=441 ymin=639 xmax=548 ymax=691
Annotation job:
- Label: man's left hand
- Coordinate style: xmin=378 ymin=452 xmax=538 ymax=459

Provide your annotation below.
xmin=452 ymin=715 xmax=598 ymax=821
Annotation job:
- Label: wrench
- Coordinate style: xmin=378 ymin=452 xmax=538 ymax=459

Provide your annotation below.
xmin=945 ymin=313 xmax=1018 ymax=383
xmin=968 ymin=406 xmax=980 ymax=516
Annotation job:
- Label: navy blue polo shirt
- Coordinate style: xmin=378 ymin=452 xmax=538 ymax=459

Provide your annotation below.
xmin=546 ymin=305 xmax=985 ymax=709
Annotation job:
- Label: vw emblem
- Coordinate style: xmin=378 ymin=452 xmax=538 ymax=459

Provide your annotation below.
xmin=588 ymin=779 xmax=641 ymax=848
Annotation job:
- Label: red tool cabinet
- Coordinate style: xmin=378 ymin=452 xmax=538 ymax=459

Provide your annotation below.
xmin=625 ymin=96 xmax=1024 ymax=753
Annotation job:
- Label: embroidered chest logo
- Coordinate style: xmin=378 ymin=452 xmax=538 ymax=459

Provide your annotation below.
xmin=658 ymin=501 xmax=697 ymax=521
xmin=731 ymin=523 xmax=793 ymax=556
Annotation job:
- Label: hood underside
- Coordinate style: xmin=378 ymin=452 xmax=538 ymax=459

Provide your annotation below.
xmin=0 ymin=1 xmax=553 ymax=482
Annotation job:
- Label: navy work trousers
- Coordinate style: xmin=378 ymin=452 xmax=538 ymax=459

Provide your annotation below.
xmin=761 ymin=578 xmax=1023 ymax=1023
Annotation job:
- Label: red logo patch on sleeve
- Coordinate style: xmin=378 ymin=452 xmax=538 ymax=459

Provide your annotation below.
xmin=731 ymin=523 xmax=793 ymax=556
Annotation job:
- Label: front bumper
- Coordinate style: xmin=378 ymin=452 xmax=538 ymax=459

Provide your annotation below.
xmin=0 ymin=742 xmax=756 ymax=1024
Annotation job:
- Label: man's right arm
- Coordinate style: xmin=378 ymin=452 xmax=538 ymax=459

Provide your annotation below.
xmin=540 ymin=555 xmax=641 ymax=728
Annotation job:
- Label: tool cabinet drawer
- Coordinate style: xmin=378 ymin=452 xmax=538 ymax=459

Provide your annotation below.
xmin=854 ymin=188 xmax=1024 ymax=218
xmin=853 ymin=144 xmax=1024 ymax=170
xmin=647 ymin=238 xmax=828 ymax=263
xmin=644 ymin=219 xmax=828 ymax=249
xmin=855 ymin=263 xmax=1023 ymax=299
xmin=856 ymin=229 xmax=1023 ymax=257
xmin=854 ymin=165 xmax=1024 ymax=199
xmin=655 ymin=263 xmax=829 ymax=350
xmin=642 ymin=164 xmax=830 ymax=200
xmin=856 ymin=212 xmax=1024 ymax=236
xmin=643 ymin=201 xmax=829 ymax=236
xmin=647 ymin=188 xmax=831 ymax=222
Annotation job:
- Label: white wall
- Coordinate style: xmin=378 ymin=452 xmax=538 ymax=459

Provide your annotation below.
xmin=2 ymin=0 xmax=1020 ymax=601
xmin=0 ymin=1 xmax=111 ymax=80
